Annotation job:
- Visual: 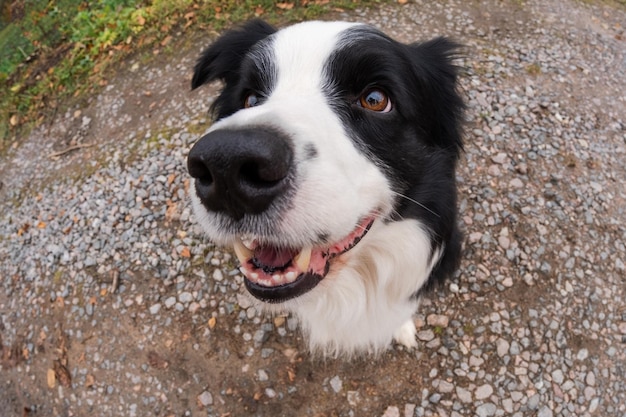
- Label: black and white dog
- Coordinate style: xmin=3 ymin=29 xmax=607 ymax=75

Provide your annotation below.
xmin=187 ymin=20 xmax=464 ymax=356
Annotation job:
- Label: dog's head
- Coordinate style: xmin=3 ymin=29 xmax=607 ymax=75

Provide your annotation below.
xmin=188 ymin=20 xmax=464 ymax=304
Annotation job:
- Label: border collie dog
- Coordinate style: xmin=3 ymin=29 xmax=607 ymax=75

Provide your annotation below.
xmin=187 ymin=20 xmax=464 ymax=356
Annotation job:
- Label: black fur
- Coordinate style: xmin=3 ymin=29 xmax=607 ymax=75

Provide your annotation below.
xmin=326 ymin=27 xmax=464 ymax=289
xmin=192 ymin=19 xmax=277 ymax=119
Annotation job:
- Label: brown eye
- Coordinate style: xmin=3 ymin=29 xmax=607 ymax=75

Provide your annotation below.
xmin=359 ymin=89 xmax=391 ymax=112
xmin=244 ymin=93 xmax=260 ymax=108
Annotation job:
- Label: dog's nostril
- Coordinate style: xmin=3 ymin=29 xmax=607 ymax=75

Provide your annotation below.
xmin=188 ymin=159 xmax=213 ymax=184
xmin=240 ymin=161 xmax=282 ymax=188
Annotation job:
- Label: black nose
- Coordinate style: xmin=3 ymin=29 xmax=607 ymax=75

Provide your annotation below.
xmin=187 ymin=128 xmax=293 ymax=220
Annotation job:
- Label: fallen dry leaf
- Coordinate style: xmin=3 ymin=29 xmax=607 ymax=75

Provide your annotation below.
xmin=47 ymin=368 xmax=56 ymax=388
xmin=85 ymin=374 xmax=95 ymax=388
xmin=53 ymin=360 xmax=71 ymax=388
xmin=208 ymin=317 xmax=216 ymax=329
xmin=160 ymin=35 xmax=172 ymax=47
xmin=147 ymin=351 xmax=169 ymax=369
xmin=276 ymin=2 xmax=294 ymax=10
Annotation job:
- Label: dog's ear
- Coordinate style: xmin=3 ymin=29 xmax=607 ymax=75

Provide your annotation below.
xmin=191 ymin=19 xmax=276 ymax=90
xmin=407 ymin=38 xmax=465 ymax=152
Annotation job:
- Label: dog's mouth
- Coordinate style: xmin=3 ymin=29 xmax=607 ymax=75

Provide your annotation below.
xmin=232 ymin=215 xmax=376 ymax=303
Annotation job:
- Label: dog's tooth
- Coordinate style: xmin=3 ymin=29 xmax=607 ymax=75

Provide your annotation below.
xmin=250 ymin=272 xmax=259 ymax=281
xmin=293 ymin=246 xmax=312 ymax=272
xmin=272 ymin=274 xmax=284 ymax=285
xmin=285 ymin=271 xmax=297 ymax=282
xmin=233 ymin=238 xmax=254 ymax=265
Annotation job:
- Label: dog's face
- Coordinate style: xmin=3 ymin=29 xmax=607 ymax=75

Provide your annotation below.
xmin=188 ymin=20 xmax=463 ymax=306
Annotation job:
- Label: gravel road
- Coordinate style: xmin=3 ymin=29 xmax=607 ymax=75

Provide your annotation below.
xmin=1 ymin=0 xmax=625 ymax=416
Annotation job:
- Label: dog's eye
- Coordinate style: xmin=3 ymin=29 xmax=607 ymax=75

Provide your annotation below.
xmin=358 ymin=89 xmax=391 ymax=112
xmin=244 ymin=93 xmax=261 ymax=109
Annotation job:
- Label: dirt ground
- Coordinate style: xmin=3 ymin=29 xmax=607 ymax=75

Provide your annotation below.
xmin=1 ymin=0 xmax=625 ymax=416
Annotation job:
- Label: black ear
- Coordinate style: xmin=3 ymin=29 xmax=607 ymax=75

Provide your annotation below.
xmin=191 ymin=19 xmax=277 ymax=90
xmin=408 ymin=38 xmax=465 ymax=153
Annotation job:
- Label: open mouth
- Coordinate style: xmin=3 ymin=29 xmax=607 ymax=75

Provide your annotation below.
xmin=232 ymin=215 xmax=376 ymax=303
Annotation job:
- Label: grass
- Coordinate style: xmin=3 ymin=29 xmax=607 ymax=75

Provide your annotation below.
xmin=0 ymin=0 xmax=380 ymax=152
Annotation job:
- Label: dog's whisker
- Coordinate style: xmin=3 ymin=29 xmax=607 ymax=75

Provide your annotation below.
xmin=392 ymin=192 xmax=441 ymax=218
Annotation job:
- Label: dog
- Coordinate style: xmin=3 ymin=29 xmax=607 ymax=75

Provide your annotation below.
xmin=187 ymin=19 xmax=464 ymax=356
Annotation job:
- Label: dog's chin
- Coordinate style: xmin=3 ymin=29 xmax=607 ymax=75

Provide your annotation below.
xmin=230 ymin=214 xmax=376 ymax=303
xmin=244 ymin=272 xmax=324 ymax=303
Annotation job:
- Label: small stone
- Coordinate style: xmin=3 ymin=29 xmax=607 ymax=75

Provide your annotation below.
xmin=258 ymin=369 xmax=269 ymax=381
xmin=488 ymin=164 xmax=501 ymax=176
xmin=164 ymin=297 xmax=176 ymax=309
xmin=265 ymin=388 xmax=277 ymax=398
xmin=537 ymin=406 xmax=553 ymax=417
xmin=491 ymin=153 xmax=507 ymax=164
xmin=509 ymin=178 xmax=524 ymax=188
xmin=438 ymin=380 xmax=454 ymax=393
xmin=469 ymin=232 xmax=483 ymax=243
xmin=469 ymin=355 xmax=484 ymax=367
xmin=475 ymin=384 xmax=493 ymax=400
xmin=197 ymin=391 xmax=213 ymax=406
xmin=456 ymin=387 xmax=472 ymax=403
xmin=149 ymin=304 xmax=161 ymax=315
xmin=551 ymin=369 xmax=564 ymax=384
xmin=404 ymin=403 xmax=416 ymax=417
xmin=212 ymin=269 xmax=224 ymax=281
xmin=502 ymin=277 xmax=514 ymax=287
xmin=417 ymin=329 xmax=435 ymax=341
xmin=253 ymin=329 xmax=268 ymax=344
xmin=382 ymin=406 xmax=400 ymax=417
xmin=576 ymin=348 xmax=589 ymax=361
xmin=528 ymin=394 xmax=540 ymax=409
xmin=330 ymin=376 xmax=342 ymax=393
xmin=427 ymin=314 xmax=449 ymax=327
xmin=429 ymin=393 xmax=441 ymax=404
xmin=179 ymin=292 xmax=193 ymax=303
xmin=585 ymin=371 xmax=595 ymax=386
xmin=476 ymin=403 xmax=497 ymax=417
xmin=347 ymin=391 xmax=360 ymax=407
xmin=584 ymin=386 xmax=596 ymax=400
xmin=236 ymin=293 xmax=252 ymax=309
xmin=496 ymin=338 xmax=510 ymax=357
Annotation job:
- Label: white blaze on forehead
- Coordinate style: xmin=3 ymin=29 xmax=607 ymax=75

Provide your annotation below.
xmin=271 ymin=21 xmax=360 ymax=94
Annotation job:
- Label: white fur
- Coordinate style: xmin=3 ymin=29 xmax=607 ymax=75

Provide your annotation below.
xmin=191 ymin=21 xmax=443 ymax=356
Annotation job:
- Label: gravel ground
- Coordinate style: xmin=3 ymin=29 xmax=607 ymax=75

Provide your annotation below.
xmin=1 ymin=0 xmax=625 ymax=416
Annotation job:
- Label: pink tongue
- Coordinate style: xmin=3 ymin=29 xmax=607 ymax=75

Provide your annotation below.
xmin=254 ymin=246 xmax=297 ymax=268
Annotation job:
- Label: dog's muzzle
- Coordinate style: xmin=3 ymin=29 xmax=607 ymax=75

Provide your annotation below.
xmin=187 ymin=127 xmax=293 ymax=220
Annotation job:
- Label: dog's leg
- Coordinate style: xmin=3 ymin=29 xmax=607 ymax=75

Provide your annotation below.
xmin=393 ymin=319 xmax=418 ymax=349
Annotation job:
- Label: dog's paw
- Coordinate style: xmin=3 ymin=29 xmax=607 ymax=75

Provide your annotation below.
xmin=393 ymin=319 xmax=418 ymax=349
